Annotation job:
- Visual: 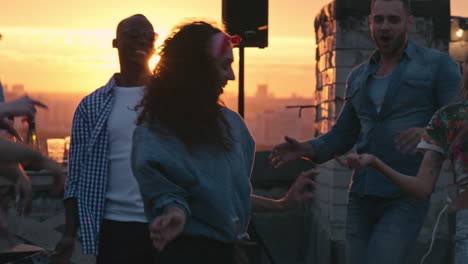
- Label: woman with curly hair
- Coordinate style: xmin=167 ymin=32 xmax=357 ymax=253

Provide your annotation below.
xmin=337 ymin=53 xmax=468 ymax=263
xmin=131 ymin=21 xmax=316 ymax=264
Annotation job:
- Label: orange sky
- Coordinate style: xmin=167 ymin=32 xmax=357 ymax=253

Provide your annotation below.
xmin=0 ymin=0 xmax=467 ymax=98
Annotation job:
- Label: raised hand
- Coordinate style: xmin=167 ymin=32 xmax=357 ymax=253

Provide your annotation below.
xmin=280 ymin=169 xmax=317 ymax=209
xmin=150 ymin=206 xmax=186 ymax=250
xmin=269 ymin=136 xmax=315 ymax=168
xmin=0 ymin=96 xmax=47 ymax=120
xmin=395 ymin=127 xmax=425 ymax=155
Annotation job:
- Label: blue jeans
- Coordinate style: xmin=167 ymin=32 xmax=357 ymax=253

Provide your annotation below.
xmin=456 ymin=209 xmax=468 ymax=264
xmin=346 ymin=193 xmax=429 ymax=264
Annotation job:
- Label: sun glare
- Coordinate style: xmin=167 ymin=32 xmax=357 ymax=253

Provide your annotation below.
xmin=148 ymin=30 xmax=167 ymax=70
xmin=149 ymin=55 xmax=161 ymax=70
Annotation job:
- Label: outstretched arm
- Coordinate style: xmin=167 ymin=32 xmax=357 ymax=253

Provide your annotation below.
xmin=336 ymin=150 xmax=444 ymax=200
xmin=0 ymin=138 xmax=64 ymax=189
xmin=251 ymin=169 xmax=317 ymax=213
xmin=0 ymin=137 xmax=43 ymax=164
xmin=0 ymin=96 xmax=47 ymax=120
xmin=269 ymin=136 xmax=316 ymax=168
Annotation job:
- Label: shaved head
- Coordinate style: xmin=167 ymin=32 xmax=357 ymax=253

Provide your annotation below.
xmin=116 ymin=14 xmax=153 ymax=36
xmin=371 ymin=0 xmax=411 ymax=15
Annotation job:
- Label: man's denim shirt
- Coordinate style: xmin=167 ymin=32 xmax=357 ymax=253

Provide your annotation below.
xmin=310 ymin=41 xmax=461 ymax=198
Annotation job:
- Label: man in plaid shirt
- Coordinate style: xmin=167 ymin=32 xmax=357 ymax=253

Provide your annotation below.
xmin=51 ymin=14 xmax=158 ymax=264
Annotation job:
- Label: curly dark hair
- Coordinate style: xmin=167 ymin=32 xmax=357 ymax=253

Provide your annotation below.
xmin=136 ymin=21 xmax=233 ymax=152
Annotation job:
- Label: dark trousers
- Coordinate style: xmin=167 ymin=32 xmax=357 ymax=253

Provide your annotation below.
xmin=157 ymin=235 xmax=249 ymax=264
xmin=96 ymin=219 xmax=156 ymax=264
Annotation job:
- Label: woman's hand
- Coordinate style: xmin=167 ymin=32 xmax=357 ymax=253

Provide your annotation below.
xmin=149 ymin=206 xmax=186 ymax=250
xmin=280 ymin=169 xmax=317 ymax=209
xmin=335 ymin=153 xmax=376 ymax=169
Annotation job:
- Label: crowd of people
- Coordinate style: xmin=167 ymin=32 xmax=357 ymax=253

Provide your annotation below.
xmin=0 ymin=0 xmax=466 ymax=263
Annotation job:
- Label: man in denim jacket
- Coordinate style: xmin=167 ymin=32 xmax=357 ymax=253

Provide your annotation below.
xmin=269 ymin=0 xmax=461 ymax=263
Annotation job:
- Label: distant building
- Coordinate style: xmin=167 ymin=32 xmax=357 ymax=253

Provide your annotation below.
xmin=222 ymin=84 xmax=315 ymax=149
xmin=246 ymin=107 xmax=314 ymax=148
xmin=255 ymin=84 xmax=270 ymax=99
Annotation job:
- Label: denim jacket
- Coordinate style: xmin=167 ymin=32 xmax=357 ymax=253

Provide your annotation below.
xmin=131 ymin=107 xmax=255 ymax=242
xmin=310 ymin=41 xmax=461 ymax=197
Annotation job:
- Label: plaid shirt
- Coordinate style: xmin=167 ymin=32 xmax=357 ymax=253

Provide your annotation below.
xmin=64 ymin=75 xmax=120 ymax=254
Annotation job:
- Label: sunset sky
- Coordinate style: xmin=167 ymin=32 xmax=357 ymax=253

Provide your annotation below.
xmin=1 ymin=0 xmax=467 ymax=98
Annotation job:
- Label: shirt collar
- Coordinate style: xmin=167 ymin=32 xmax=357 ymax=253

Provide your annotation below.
xmin=102 ymin=74 xmax=120 ymax=95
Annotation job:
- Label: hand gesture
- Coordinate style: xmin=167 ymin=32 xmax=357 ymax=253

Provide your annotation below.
xmin=150 ymin=206 xmax=186 ymax=250
xmin=269 ymin=136 xmax=315 ymax=168
xmin=2 ymin=96 xmax=47 ymax=119
xmin=50 ymin=236 xmax=75 ymax=264
xmin=280 ymin=169 xmax=317 ymax=209
xmin=395 ymin=127 xmax=425 ymax=155
xmin=335 ymin=153 xmax=376 ymax=169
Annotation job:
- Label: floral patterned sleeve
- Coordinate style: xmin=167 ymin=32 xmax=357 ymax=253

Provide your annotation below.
xmin=420 ymin=108 xmax=449 ymax=155
xmin=420 ymin=101 xmax=468 ymax=187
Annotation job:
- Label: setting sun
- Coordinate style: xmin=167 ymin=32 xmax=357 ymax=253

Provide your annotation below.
xmin=149 ymin=55 xmax=161 ymax=70
xmin=1 ymin=0 xmax=467 ymax=98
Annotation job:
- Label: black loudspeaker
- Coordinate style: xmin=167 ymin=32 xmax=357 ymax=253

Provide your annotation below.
xmin=222 ymin=0 xmax=268 ymax=48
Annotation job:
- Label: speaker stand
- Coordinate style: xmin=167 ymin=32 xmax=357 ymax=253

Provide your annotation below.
xmin=238 ymin=46 xmax=245 ymax=118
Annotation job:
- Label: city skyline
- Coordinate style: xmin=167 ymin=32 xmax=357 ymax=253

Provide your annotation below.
xmin=1 ymin=0 xmax=467 ymax=98
xmin=2 ymin=82 xmax=316 ymax=150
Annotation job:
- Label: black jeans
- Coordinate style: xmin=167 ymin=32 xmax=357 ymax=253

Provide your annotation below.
xmin=157 ymin=235 xmax=249 ymax=264
xmin=96 ymin=219 xmax=156 ymax=264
